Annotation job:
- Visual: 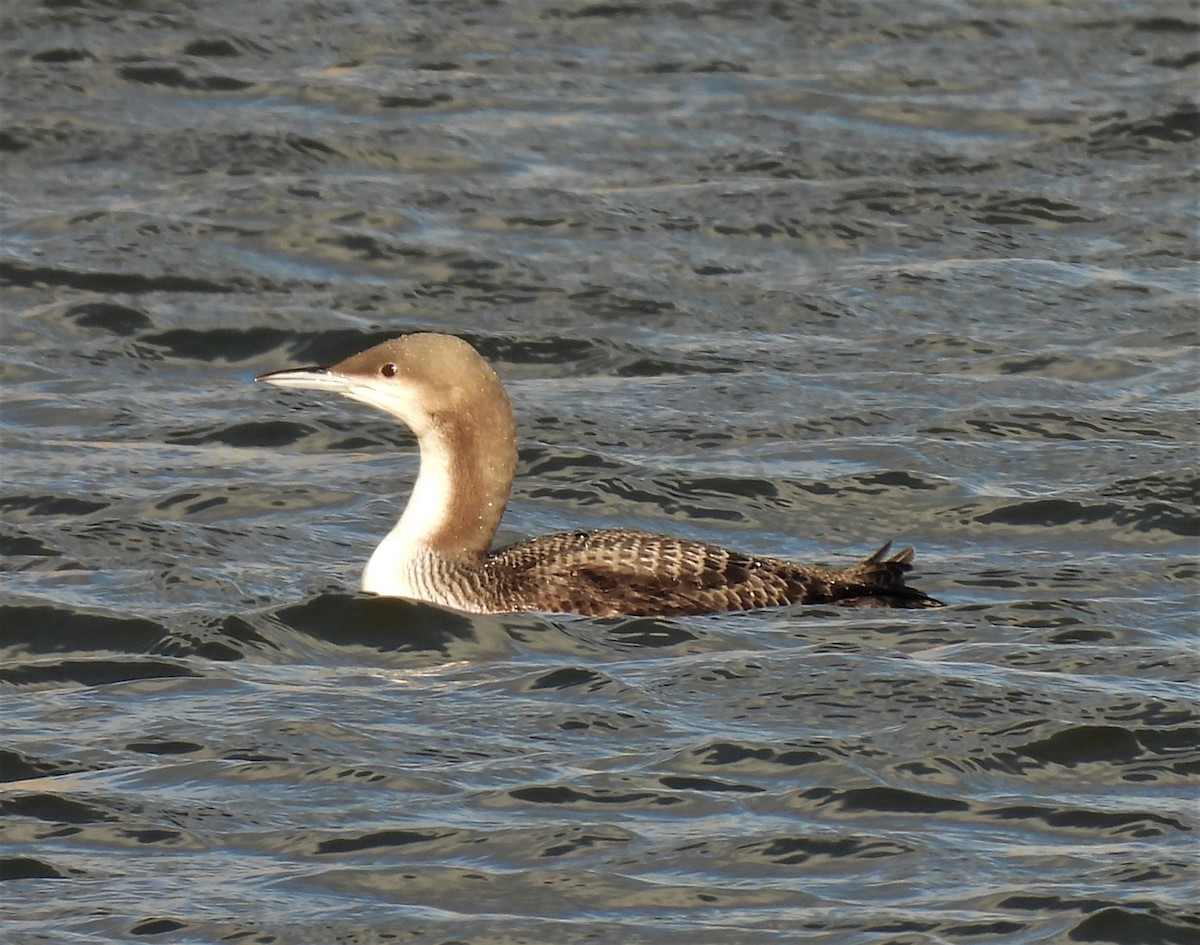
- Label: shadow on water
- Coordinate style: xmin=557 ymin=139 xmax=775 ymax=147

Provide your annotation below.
xmin=0 ymin=593 xmax=578 ymax=683
xmin=0 ymin=591 xmax=723 ymax=690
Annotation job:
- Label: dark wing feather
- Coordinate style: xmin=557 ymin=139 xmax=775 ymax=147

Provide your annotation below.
xmin=486 ymin=530 xmax=941 ymax=617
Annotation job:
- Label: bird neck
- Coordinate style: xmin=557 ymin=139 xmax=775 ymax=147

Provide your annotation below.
xmin=361 ymin=390 xmax=517 ymax=594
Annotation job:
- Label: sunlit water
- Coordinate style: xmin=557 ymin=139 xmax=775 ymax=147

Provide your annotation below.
xmin=2 ymin=1 xmax=1197 ymax=942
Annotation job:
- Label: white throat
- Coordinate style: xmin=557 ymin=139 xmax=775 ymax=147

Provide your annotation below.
xmin=361 ymin=432 xmax=456 ymax=596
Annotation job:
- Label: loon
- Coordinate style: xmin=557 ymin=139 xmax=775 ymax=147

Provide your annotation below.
xmin=257 ymin=333 xmax=943 ymax=616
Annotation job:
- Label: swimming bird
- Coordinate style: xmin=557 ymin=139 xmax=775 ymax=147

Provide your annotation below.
xmin=257 ymin=333 xmax=942 ymax=616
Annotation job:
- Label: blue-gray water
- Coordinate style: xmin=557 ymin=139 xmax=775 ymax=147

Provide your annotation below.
xmin=2 ymin=1 xmax=1197 ymax=942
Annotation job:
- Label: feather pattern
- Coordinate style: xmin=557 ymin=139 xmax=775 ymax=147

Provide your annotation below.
xmin=397 ymin=531 xmax=941 ymax=616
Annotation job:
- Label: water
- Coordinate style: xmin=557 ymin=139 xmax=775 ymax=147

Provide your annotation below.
xmin=2 ymin=1 xmax=1197 ymax=942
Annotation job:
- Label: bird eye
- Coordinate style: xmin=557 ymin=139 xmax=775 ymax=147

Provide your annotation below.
xmin=380 ymin=363 xmax=398 ymax=377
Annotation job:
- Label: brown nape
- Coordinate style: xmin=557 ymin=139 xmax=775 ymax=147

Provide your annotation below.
xmin=260 ymin=332 xmax=944 ymax=615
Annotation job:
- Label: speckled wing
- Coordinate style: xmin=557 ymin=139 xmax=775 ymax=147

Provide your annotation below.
xmin=485 ymin=529 xmax=941 ymax=617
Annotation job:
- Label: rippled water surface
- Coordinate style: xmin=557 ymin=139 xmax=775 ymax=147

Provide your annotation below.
xmin=2 ymin=1 xmax=1197 ymax=942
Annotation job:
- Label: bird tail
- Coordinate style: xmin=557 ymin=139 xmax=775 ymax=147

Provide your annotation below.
xmin=833 ymin=541 xmax=944 ymax=609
